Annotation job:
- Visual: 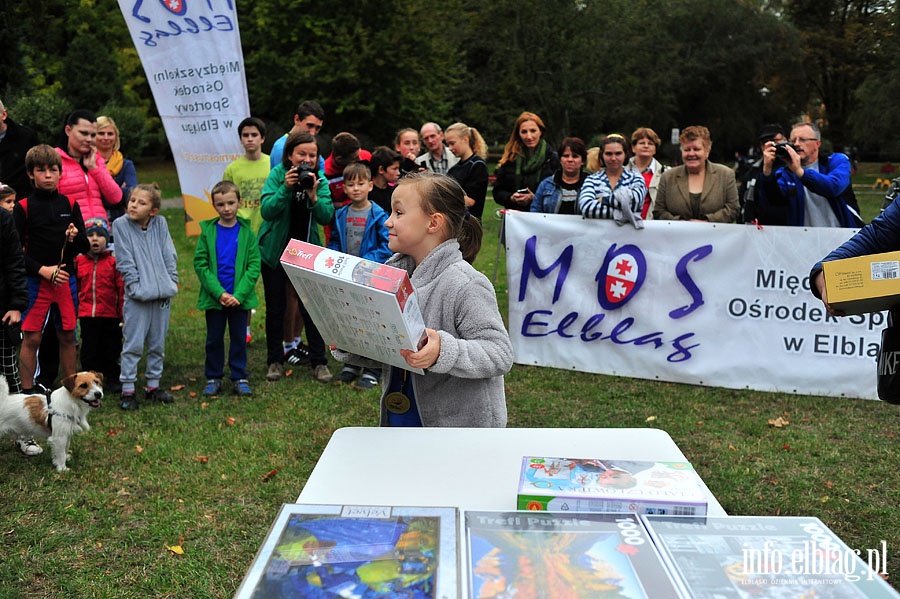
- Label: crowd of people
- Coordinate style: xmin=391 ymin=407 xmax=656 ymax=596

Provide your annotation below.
xmin=0 ymin=97 xmax=866 ymax=441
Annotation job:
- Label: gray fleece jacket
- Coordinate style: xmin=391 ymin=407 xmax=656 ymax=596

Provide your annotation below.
xmin=387 ymin=239 xmax=511 ymax=426
xmin=112 ymin=215 xmax=178 ymax=301
xmin=339 ymin=239 xmax=512 ymax=427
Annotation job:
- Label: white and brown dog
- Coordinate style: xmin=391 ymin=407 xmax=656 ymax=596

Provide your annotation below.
xmin=0 ymin=372 xmax=103 ymax=472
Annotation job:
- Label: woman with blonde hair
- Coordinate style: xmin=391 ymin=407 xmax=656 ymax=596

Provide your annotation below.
xmin=626 ymin=127 xmax=667 ymax=219
xmin=654 ymin=126 xmax=738 ymax=222
xmin=96 ymin=115 xmax=137 ymax=224
xmin=445 ymin=122 xmax=489 ymax=219
xmin=492 ymin=111 xmax=560 ymax=211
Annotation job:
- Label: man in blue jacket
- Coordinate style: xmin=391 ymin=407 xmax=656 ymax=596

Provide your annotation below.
xmin=759 ymin=121 xmax=863 ymax=228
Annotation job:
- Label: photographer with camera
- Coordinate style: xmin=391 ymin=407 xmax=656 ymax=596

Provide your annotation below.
xmin=258 ymin=131 xmax=335 ymax=384
xmin=739 ymin=124 xmax=786 ymax=225
xmin=759 ymin=121 xmax=863 ymax=228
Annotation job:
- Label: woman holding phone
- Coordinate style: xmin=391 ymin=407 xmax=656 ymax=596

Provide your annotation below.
xmin=492 ymin=111 xmax=559 ymax=212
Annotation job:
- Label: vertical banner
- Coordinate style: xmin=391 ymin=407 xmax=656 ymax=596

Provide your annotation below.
xmin=117 ymin=0 xmax=250 ymax=235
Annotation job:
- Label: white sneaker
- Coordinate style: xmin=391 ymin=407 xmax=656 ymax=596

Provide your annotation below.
xmin=16 ymin=438 xmax=43 ymax=457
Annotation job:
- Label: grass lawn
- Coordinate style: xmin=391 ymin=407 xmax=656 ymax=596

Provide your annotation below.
xmin=1 ymin=163 xmax=898 ymax=597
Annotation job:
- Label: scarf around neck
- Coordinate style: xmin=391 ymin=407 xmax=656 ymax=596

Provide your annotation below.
xmin=105 ymin=150 xmax=124 ymax=177
xmin=515 ymin=138 xmax=549 ymax=190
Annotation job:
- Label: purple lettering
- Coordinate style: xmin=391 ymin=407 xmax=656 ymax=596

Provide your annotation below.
xmin=518 ymin=235 xmax=573 ymax=304
xmin=669 ymin=245 xmax=712 ymax=319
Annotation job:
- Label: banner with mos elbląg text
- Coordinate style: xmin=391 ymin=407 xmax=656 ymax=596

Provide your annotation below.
xmin=504 ymin=213 xmax=881 ymax=400
xmin=117 ymin=0 xmax=249 ymax=235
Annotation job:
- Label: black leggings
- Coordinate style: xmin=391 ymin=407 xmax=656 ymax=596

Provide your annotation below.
xmin=260 ymin=262 xmax=326 ymax=367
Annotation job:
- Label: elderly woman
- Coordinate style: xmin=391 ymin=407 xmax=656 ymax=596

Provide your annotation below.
xmin=577 ymin=134 xmax=647 ymax=225
xmin=96 ymin=115 xmax=138 ymax=224
xmin=531 ymin=137 xmax=588 ymax=215
xmin=654 ymin=126 xmax=739 ymax=222
xmin=626 ymin=127 xmax=667 ymax=219
xmin=493 ymin=111 xmax=560 ymax=211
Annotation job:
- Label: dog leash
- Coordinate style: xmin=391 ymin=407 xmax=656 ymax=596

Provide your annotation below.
xmin=50 ymin=224 xmax=75 ymax=285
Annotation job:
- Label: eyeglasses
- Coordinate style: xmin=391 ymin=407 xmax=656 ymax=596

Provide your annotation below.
xmin=789 ymin=137 xmax=818 ymax=144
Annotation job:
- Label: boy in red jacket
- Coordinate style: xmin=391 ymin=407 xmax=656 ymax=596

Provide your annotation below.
xmin=75 ymin=218 xmax=124 ymax=392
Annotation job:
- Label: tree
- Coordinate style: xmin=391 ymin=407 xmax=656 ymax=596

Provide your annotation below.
xmin=785 ymin=0 xmax=894 ymax=147
xmin=238 ymin=0 xmax=464 ymax=146
xmin=453 ymin=0 xmax=804 ymax=159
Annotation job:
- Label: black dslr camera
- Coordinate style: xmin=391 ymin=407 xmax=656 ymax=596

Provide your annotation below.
xmin=292 ymin=164 xmax=316 ymax=192
xmin=773 ymin=141 xmax=797 ymax=162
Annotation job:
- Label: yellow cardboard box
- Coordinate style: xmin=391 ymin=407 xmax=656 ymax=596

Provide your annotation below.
xmin=823 ymin=251 xmax=900 ymax=315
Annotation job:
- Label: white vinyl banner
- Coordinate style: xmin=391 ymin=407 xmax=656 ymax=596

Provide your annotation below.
xmin=117 ymin=0 xmax=250 ymax=235
xmin=504 ymin=213 xmax=882 ymax=400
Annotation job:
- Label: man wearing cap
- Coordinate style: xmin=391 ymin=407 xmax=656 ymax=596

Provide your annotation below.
xmin=740 ymin=124 xmax=787 ymax=225
xmin=759 ymin=121 xmax=863 ymax=228
xmin=75 ymin=217 xmax=124 ymax=393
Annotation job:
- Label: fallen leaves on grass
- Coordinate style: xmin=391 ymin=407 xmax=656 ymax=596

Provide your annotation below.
xmin=262 ymin=469 xmax=277 ymax=482
xmin=200 ymin=401 xmax=209 ymax=409
xmin=226 ymin=416 xmax=236 ymax=426
xmin=170 ymin=384 xmax=186 ymax=391
xmin=135 ymin=445 xmax=144 ymax=454
xmin=167 ymin=537 xmax=185 ymax=555
xmin=767 ymin=413 xmax=790 ymax=428
xmin=196 ymin=456 xmax=209 ymax=464
xmin=645 ymin=416 xmax=657 ymax=422
xmin=285 ymin=369 xmax=294 ymax=377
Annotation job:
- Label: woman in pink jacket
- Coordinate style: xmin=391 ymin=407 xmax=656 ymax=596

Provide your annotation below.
xmin=54 ymin=109 xmax=123 ymax=225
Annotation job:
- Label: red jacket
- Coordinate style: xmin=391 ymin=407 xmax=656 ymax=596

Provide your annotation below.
xmin=76 ymin=251 xmax=124 ymax=318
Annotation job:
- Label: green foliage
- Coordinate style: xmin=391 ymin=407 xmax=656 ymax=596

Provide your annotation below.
xmin=454 ymin=0 xmax=807 ymax=158
xmin=239 ymin=0 xmax=464 ymax=145
xmin=787 ymin=0 xmax=894 ymax=146
xmin=98 ymin=102 xmax=155 ymax=159
xmin=9 ymin=93 xmax=73 ymax=146
xmin=5 ymin=0 xmax=899 ymax=160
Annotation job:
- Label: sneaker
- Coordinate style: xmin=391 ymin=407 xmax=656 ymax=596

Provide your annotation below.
xmin=120 ymin=392 xmax=138 ymax=410
xmin=16 ymin=438 xmax=43 ymax=457
xmin=338 ymin=366 xmax=360 ymax=384
xmin=145 ymin=387 xmax=174 ymax=404
xmin=286 ymin=344 xmax=310 ymax=366
xmin=233 ymin=379 xmax=252 ymax=396
xmin=355 ymin=372 xmax=379 ymax=390
xmin=266 ymin=362 xmax=284 ymax=382
xmin=203 ymin=379 xmax=223 ymax=396
xmin=313 ymin=364 xmax=333 ymax=383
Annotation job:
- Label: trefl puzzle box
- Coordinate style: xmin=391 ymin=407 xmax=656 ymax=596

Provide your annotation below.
xmin=518 ymin=457 xmax=708 ymax=515
xmin=281 ymin=240 xmax=427 ymax=373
